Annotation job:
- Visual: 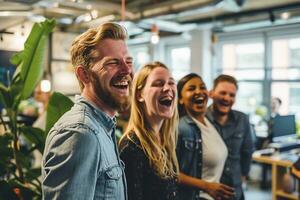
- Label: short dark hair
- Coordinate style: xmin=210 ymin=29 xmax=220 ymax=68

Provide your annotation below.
xmin=273 ymin=97 xmax=282 ymax=105
xmin=177 ymin=73 xmax=203 ymax=117
xmin=213 ymin=74 xmax=238 ymax=90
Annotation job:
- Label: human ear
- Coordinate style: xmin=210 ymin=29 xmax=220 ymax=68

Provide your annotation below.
xmin=208 ymin=90 xmax=214 ymax=98
xmin=136 ymin=90 xmax=144 ymax=102
xmin=75 ymin=66 xmax=90 ymax=83
xmin=179 ymin=98 xmax=184 ymax=105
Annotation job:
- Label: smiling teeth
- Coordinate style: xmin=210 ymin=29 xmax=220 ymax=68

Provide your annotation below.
xmin=114 ymin=81 xmax=128 ymax=86
xmin=160 ymin=96 xmax=173 ymax=101
xmin=196 ymin=96 xmax=204 ymax=100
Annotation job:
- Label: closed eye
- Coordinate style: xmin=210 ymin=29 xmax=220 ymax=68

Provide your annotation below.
xmin=152 ymin=80 xmax=165 ymax=87
xmin=104 ymin=59 xmax=120 ymax=67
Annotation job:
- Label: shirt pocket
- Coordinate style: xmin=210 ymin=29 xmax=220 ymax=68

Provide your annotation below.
xmin=104 ymin=164 xmax=123 ymax=198
xmin=230 ymin=132 xmax=243 ymax=156
xmin=183 ymin=138 xmax=199 ymax=151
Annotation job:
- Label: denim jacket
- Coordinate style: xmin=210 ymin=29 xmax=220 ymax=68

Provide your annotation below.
xmin=42 ymin=95 xmax=127 ymax=200
xmin=176 ymin=115 xmax=203 ymax=200
xmin=206 ymin=106 xmax=254 ymax=199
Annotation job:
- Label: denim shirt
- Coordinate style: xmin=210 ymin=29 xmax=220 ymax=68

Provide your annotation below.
xmin=176 ymin=115 xmax=203 ymax=200
xmin=42 ymin=95 xmax=127 ymax=200
xmin=206 ymin=106 xmax=254 ymax=199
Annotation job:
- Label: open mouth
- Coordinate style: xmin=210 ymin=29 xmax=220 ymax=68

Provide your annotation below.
xmin=220 ymin=101 xmax=230 ymax=107
xmin=193 ymin=96 xmax=205 ymax=105
xmin=112 ymin=80 xmax=129 ymax=89
xmin=159 ymin=96 xmax=173 ymax=107
xmin=111 ymin=76 xmax=130 ymax=90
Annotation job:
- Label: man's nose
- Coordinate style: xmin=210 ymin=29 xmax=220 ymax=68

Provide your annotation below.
xmin=223 ymin=94 xmax=231 ymax=101
xmin=120 ymin=59 xmax=133 ymax=75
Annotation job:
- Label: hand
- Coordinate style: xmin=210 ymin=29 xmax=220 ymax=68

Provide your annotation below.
xmin=205 ymin=182 xmax=235 ymax=200
xmin=242 ymin=176 xmax=247 ymax=182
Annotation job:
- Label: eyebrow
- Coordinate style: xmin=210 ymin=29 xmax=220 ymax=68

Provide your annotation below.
xmin=125 ymin=56 xmax=133 ymax=60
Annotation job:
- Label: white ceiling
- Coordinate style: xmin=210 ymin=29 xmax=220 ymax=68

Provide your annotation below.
xmin=0 ymin=0 xmax=300 ymax=36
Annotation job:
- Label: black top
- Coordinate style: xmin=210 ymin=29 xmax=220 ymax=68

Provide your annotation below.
xmin=119 ymin=134 xmax=178 ymax=200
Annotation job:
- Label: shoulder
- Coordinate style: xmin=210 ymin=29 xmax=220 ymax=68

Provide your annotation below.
xmin=46 ymin=124 xmax=99 ymax=153
xmin=119 ymin=134 xmax=143 ymax=156
xmin=179 ymin=115 xmax=193 ymax=127
xmin=232 ymin=110 xmax=249 ymax=121
xmin=178 ymin=115 xmax=198 ymax=136
xmin=51 ymin=102 xmax=105 ymax=135
xmin=43 ymin=126 xmax=101 ymax=170
xmin=119 ymin=134 xmax=147 ymax=166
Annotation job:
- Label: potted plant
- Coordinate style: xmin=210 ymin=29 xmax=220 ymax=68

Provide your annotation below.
xmin=0 ymin=18 xmax=61 ymax=200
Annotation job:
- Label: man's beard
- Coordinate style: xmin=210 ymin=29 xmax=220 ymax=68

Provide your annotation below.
xmin=90 ymin=71 xmax=131 ymax=113
xmin=213 ymin=102 xmax=230 ymax=116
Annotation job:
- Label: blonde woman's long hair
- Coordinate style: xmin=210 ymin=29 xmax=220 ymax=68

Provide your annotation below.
xmin=120 ymin=61 xmax=179 ymax=178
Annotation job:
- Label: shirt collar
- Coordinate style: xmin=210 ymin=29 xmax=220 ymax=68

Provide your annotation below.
xmin=206 ymin=104 xmax=237 ymax=126
xmin=75 ymin=95 xmax=117 ymax=133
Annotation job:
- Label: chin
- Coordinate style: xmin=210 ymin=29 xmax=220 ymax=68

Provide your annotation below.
xmin=160 ymin=113 xmax=173 ymax=119
xmin=217 ymin=110 xmax=230 ymax=115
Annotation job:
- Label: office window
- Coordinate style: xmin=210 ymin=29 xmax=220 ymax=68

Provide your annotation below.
xmin=222 ymin=42 xmax=264 ymax=80
xmin=234 ymin=82 xmax=263 ymax=113
xmin=271 ymin=82 xmax=300 ymax=116
xmin=129 ymin=45 xmax=150 ymax=71
xmin=167 ymin=45 xmax=191 ymax=81
xmin=271 ymin=36 xmax=300 ymax=119
xmin=217 ymin=40 xmax=264 ymax=114
xmin=272 ymin=38 xmax=300 ymax=80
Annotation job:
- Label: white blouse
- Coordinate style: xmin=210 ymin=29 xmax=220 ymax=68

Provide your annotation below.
xmin=192 ymin=117 xmax=228 ymax=200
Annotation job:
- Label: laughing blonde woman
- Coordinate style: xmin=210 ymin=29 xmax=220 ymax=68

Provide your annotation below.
xmin=119 ymin=62 xmax=179 ymax=200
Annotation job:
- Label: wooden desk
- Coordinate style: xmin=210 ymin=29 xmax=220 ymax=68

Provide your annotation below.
xmin=253 ymin=151 xmax=299 ymax=200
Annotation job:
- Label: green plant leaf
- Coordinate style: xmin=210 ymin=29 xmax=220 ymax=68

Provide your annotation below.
xmin=0 ymin=83 xmax=11 ymax=108
xmin=10 ymin=83 xmax=23 ymax=110
xmin=24 ymin=168 xmax=41 ymax=183
xmin=16 ymin=151 xmax=32 ymax=170
xmin=12 ymin=19 xmax=56 ymax=100
xmin=45 ymin=92 xmax=74 ymax=133
xmin=10 ymin=52 xmax=23 ymax=66
xmin=0 ymin=135 xmax=14 ymax=176
xmin=20 ymin=126 xmax=46 ymax=153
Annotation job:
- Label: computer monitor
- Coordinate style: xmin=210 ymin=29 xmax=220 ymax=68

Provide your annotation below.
xmin=272 ymin=115 xmax=296 ymax=142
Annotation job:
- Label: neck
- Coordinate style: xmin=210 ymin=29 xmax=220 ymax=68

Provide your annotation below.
xmin=190 ymin=112 xmax=206 ymax=125
xmin=213 ymin=112 xmax=228 ymax=126
xmin=82 ymin=90 xmax=116 ymax=118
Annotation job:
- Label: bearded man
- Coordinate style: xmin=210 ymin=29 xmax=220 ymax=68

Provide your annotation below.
xmin=42 ymin=22 xmax=133 ymax=200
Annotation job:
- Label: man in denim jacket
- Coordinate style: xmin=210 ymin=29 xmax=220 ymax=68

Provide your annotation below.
xmin=42 ymin=22 xmax=133 ymax=200
xmin=207 ymin=74 xmax=254 ymax=200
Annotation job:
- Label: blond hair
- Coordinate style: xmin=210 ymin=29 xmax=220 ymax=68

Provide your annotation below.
xmin=120 ymin=61 xmax=179 ymax=178
xmin=70 ymin=22 xmax=127 ymax=89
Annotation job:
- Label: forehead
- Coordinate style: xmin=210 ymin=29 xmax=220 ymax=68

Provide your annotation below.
xmin=147 ymin=67 xmax=172 ymax=81
xmin=184 ymin=77 xmax=204 ymax=87
xmin=215 ymin=81 xmax=237 ymax=93
xmin=96 ymin=39 xmax=129 ymax=58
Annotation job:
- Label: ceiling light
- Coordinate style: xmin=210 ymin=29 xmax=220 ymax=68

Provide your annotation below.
xmin=41 ymin=79 xmax=51 ymax=93
xmin=151 ymin=34 xmax=159 ymax=44
xmin=150 ymin=24 xmax=159 ymax=44
xmin=281 ymin=12 xmax=290 ymax=20
xmin=91 ymin=10 xmax=98 ymax=19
